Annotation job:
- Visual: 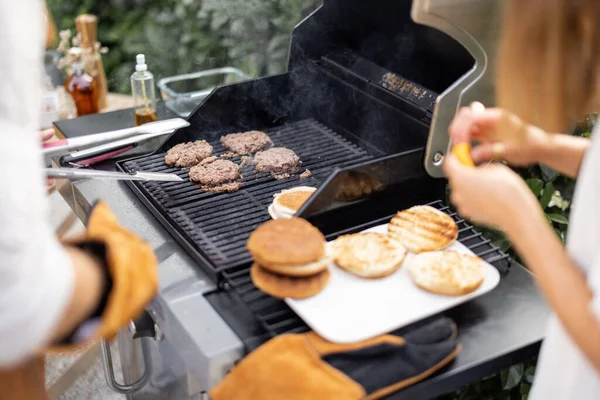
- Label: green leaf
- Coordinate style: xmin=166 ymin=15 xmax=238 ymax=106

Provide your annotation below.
xmin=501 ymin=364 xmax=524 ymax=390
xmin=540 ymin=183 xmax=554 ymax=209
xmin=522 ymin=396 xmax=528 ymax=400
xmin=547 ymin=213 xmax=568 ymax=225
xmin=526 ymin=178 xmax=544 ymax=197
xmin=520 ymin=382 xmax=531 ymax=395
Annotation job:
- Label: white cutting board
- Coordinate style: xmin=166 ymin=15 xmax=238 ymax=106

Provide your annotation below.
xmin=285 ymin=223 xmax=501 ymax=344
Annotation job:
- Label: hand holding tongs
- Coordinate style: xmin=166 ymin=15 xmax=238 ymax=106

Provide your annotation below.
xmin=43 ymin=118 xmax=190 ymax=167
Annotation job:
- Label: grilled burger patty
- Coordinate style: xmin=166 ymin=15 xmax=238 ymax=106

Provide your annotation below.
xmin=220 ymin=130 xmax=273 ymax=154
xmin=189 ymin=157 xmax=240 ymax=185
xmin=254 ymin=147 xmax=301 ymax=174
xmin=164 ymin=140 xmax=213 ymax=167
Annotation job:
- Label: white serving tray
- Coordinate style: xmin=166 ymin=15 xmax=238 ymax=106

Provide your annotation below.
xmin=285 ymin=223 xmax=501 ymax=344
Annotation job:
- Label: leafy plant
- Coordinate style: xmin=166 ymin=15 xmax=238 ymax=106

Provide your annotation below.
xmin=47 ymin=0 xmax=321 ymax=93
xmin=438 ymin=358 xmax=537 ymax=400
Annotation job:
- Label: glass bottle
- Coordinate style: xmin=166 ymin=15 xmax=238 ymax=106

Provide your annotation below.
xmin=76 ymin=14 xmax=108 ymax=109
xmin=64 ymin=48 xmax=99 ymax=116
xmin=131 ymin=54 xmax=157 ymax=126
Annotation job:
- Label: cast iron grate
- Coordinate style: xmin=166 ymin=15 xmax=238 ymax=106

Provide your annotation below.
xmin=119 ymin=119 xmax=375 ymax=281
xmin=222 ymin=199 xmax=512 ymax=351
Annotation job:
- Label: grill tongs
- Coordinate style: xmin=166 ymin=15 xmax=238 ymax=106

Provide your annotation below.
xmin=45 ymin=168 xmax=184 ymax=182
xmin=42 ymin=118 xmax=189 ymax=167
xmin=42 ymin=118 xmax=189 ymax=182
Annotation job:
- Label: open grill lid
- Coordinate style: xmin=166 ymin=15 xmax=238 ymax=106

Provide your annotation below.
xmin=289 ymin=0 xmax=501 ymax=177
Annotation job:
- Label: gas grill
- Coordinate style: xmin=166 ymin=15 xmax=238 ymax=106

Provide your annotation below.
xmin=115 ymin=0 xmax=503 ymax=352
xmin=55 ymin=0 xmax=551 ymax=398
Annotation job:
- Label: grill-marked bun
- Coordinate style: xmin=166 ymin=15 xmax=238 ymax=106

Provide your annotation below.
xmin=251 ymin=263 xmax=330 ymax=299
xmin=329 ymin=233 xmax=407 ymax=279
xmin=407 ymin=251 xmax=484 ymax=296
xmin=388 ymin=206 xmax=458 ymax=253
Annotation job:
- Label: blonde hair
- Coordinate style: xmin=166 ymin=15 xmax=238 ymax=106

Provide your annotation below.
xmin=497 ymin=0 xmax=600 ymax=132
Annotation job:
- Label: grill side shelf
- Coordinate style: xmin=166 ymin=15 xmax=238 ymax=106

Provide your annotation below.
xmin=221 ymin=199 xmax=512 ymax=351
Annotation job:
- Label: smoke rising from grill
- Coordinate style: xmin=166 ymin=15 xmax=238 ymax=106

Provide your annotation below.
xmin=169 ymin=0 xmax=474 ymax=159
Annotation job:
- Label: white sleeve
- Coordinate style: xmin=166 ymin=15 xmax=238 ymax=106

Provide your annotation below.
xmin=0 ymin=1 xmax=75 ymax=366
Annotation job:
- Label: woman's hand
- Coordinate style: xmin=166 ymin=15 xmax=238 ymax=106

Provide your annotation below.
xmin=41 ymin=128 xmax=55 ymax=187
xmin=449 ymin=106 xmax=547 ymax=167
xmin=443 ymin=154 xmax=542 ymax=231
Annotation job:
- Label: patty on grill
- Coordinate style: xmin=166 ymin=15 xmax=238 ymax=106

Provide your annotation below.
xmin=220 ymin=131 xmax=273 ymax=154
xmin=164 ymin=140 xmax=213 ymax=168
xmin=189 ymin=158 xmax=240 ymax=186
xmin=254 ymin=147 xmax=301 ymax=174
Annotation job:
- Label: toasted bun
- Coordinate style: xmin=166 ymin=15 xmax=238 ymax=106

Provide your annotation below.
xmin=407 ymin=251 xmax=484 ymax=296
xmin=247 ymin=218 xmax=325 ymax=266
xmin=251 ymin=263 xmax=330 ymax=299
xmin=260 ymin=256 xmax=331 ymax=277
xmin=270 ymin=187 xmax=316 ymax=219
xmin=329 ymin=233 xmax=407 ymax=278
xmin=388 ymin=206 xmax=458 ymax=253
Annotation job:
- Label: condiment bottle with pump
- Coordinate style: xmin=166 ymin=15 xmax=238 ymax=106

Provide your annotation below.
xmin=131 ymin=54 xmax=157 ymax=126
xmin=65 ymin=47 xmax=99 ymax=116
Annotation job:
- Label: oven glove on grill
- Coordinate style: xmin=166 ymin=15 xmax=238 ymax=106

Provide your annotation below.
xmin=47 ymin=201 xmax=158 ymax=353
xmin=210 ymin=316 xmax=460 ymax=400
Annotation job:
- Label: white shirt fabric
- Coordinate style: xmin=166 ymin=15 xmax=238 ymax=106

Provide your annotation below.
xmin=530 ymin=127 xmax=600 ymax=398
xmin=0 ymin=1 xmax=75 ymax=366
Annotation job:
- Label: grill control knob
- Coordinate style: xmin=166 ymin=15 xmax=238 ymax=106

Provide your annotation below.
xmin=128 ymin=311 xmax=163 ymax=341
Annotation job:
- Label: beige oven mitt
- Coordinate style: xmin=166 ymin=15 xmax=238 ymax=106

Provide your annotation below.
xmin=210 ymin=316 xmax=460 ymax=400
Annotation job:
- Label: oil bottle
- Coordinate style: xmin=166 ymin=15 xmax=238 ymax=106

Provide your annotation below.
xmin=65 ymin=48 xmax=99 ymax=116
xmin=131 ymin=54 xmax=157 ymax=126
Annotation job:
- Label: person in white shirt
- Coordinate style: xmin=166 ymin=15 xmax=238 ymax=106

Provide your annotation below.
xmin=444 ymin=0 xmax=600 ymax=398
xmin=0 ymin=2 xmax=158 ymax=394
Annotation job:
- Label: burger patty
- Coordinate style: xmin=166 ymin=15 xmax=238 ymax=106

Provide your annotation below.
xmin=220 ymin=131 xmax=272 ymax=154
xmin=189 ymin=158 xmax=240 ymax=186
xmin=254 ymin=147 xmax=301 ymax=174
xmin=164 ymin=140 xmax=213 ymax=167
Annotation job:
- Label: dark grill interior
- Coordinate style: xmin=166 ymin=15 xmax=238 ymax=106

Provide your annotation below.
xmin=222 ymin=200 xmax=511 ymax=351
xmin=120 ymin=119 xmax=374 ymax=280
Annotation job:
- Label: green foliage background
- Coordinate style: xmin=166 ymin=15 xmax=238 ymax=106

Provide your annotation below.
xmin=46 ymin=2 xmax=595 ymax=399
xmin=47 ymin=0 xmax=321 ymax=94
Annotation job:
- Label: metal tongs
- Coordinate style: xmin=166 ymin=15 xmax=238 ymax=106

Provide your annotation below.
xmin=43 ymin=118 xmax=190 ymax=167
xmin=44 ymin=118 xmax=189 ymax=182
xmin=45 ymin=168 xmax=183 ymax=182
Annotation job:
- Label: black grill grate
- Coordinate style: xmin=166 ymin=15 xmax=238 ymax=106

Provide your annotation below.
xmin=120 ymin=119 xmax=375 ymax=280
xmin=223 ymin=199 xmax=511 ymax=351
